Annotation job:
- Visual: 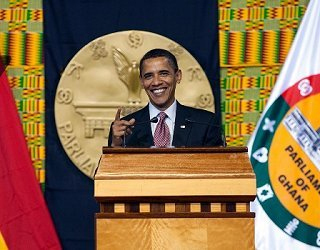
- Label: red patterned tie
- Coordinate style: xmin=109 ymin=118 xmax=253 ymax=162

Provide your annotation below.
xmin=153 ymin=112 xmax=170 ymax=147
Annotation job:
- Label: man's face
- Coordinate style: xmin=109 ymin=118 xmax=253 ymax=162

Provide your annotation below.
xmin=140 ymin=56 xmax=181 ymax=111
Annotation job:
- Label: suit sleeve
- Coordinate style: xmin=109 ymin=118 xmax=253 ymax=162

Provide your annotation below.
xmin=107 ymin=122 xmax=113 ymax=146
xmin=204 ymin=114 xmax=225 ymax=146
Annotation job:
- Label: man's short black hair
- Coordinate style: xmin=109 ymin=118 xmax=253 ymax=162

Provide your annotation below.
xmin=139 ymin=48 xmax=179 ymax=75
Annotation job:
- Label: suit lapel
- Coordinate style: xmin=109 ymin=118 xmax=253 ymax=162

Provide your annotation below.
xmin=172 ymin=102 xmax=192 ymax=147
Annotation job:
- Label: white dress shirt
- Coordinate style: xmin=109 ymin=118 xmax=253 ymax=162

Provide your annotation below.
xmin=148 ymin=100 xmax=177 ymax=146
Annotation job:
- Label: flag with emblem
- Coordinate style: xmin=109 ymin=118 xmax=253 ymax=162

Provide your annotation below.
xmin=0 ymin=60 xmax=61 ymax=249
xmin=248 ymin=0 xmax=320 ymax=249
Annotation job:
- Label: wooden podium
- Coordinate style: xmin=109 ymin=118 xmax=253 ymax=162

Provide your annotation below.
xmin=94 ymin=147 xmax=256 ymax=249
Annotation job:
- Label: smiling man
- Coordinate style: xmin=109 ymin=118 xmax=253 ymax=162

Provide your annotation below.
xmin=108 ymin=48 xmax=224 ymax=148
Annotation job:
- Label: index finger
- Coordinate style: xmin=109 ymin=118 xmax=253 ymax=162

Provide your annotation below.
xmin=115 ymin=108 xmax=122 ymax=121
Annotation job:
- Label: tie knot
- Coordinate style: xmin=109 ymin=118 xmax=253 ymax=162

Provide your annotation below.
xmin=158 ymin=112 xmax=167 ymax=120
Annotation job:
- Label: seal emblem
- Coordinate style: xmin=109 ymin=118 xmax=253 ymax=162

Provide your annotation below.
xmin=251 ymin=74 xmax=320 ymax=247
xmin=54 ymin=30 xmax=214 ymax=178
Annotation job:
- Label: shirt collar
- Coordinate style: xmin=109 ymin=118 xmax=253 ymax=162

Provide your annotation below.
xmin=149 ymin=100 xmax=177 ymax=122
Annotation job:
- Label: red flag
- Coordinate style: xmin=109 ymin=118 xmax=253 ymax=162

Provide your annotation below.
xmin=0 ymin=60 xmax=61 ymax=249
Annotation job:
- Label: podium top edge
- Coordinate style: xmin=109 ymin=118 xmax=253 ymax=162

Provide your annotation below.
xmin=102 ymin=146 xmax=248 ymax=154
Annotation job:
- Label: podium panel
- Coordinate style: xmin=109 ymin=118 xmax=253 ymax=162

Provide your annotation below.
xmin=97 ymin=218 xmax=254 ymax=250
xmin=94 ymin=147 xmax=256 ymax=249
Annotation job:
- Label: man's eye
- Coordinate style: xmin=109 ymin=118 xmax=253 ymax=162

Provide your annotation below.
xmin=144 ymin=74 xmax=152 ymax=79
xmin=160 ymin=72 xmax=169 ymax=76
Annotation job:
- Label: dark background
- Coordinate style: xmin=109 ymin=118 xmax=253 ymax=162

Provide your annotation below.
xmin=43 ymin=0 xmax=219 ymax=249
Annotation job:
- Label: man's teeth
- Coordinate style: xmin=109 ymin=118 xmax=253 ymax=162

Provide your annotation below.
xmin=153 ymin=88 xmax=165 ymax=94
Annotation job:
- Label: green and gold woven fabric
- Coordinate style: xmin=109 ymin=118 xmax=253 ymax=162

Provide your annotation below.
xmin=219 ymin=0 xmax=309 ymax=146
xmin=0 ymin=0 xmax=44 ymax=187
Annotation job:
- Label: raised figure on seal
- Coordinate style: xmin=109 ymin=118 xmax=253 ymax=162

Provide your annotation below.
xmin=112 ymin=47 xmax=142 ymax=104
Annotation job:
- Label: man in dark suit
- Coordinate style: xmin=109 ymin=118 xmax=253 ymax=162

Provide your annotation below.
xmin=108 ymin=48 xmax=224 ymax=147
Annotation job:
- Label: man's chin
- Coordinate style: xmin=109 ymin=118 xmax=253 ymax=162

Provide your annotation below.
xmin=151 ymin=101 xmax=175 ymax=111
xmin=150 ymin=100 xmax=167 ymax=109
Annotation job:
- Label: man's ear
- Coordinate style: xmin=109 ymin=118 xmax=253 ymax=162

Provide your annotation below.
xmin=176 ymin=69 xmax=182 ymax=84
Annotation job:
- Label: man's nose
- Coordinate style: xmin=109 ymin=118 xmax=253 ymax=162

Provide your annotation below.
xmin=152 ymin=74 xmax=162 ymax=85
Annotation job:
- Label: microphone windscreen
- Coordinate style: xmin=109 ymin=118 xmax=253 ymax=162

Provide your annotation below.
xmin=150 ymin=117 xmax=158 ymax=123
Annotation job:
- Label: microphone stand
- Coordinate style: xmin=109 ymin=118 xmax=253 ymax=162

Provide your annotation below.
xmin=123 ymin=133 xmax=126 ymax=148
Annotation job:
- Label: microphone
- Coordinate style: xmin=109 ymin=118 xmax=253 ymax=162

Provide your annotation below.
xmin=123 ymin=117 xmax=158 ymax=147
xmin=185 ymin=118 xmax=219 ymax=127
xmin=133 ymin=116 xmax=158 ymax=127
xmin=184 ymin=118 xmax=227 ymax=147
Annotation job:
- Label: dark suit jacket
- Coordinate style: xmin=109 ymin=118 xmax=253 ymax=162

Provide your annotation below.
xmin=108 ymin=102 xmax=224 ymax=147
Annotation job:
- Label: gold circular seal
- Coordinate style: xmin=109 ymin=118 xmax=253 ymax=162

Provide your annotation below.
xmin=55 ymin=30 xmax=214 ymax=178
